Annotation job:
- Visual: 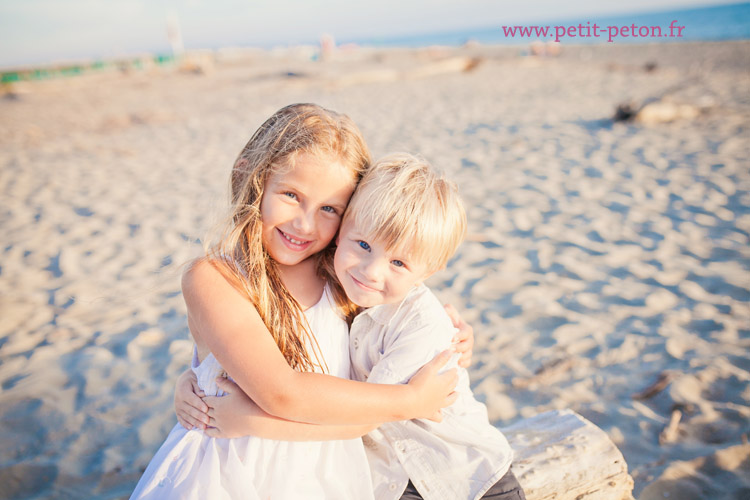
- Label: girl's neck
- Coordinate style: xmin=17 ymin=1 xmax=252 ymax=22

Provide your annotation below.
xmin=277 ymin=257 xmax=325 ymax=310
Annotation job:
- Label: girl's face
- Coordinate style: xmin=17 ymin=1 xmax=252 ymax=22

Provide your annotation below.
xmin=260 ymin=153 xmax=357 ymax=267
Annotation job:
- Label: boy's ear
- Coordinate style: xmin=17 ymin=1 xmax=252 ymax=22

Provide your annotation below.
xmin=417 ymin=266 xmax=442 ymax=286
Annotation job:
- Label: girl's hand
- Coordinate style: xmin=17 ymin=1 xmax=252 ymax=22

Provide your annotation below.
xmin=407 ymin=349 xmax=458 ymax=421
xmin=445 ymin=303 xmax=474 ymax=368
xmin=204 ymin=378 xmax=260 ymax=439
xmin=174 ymin=369 xmax=209 ymax=430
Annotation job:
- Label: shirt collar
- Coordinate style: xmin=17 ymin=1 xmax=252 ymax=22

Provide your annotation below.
xmin=358 ymin=285 xmax=422 ymax=326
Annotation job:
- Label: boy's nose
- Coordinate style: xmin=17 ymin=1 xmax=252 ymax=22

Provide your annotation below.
xmin=361 ymin=258 xmax=385 ymax=283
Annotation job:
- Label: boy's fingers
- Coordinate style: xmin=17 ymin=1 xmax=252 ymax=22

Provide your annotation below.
xmin=187 ymin=395 xmax=208 ymax=413
xmin=190 ymin=379 xmax=206 ymax=396
xmin=215 ymin=377 xmax=236 ymax=393
xmin=176 ymin=415 xmax=191 ymax=430
xmin=444 ymin=303 xmax=460 ymax=325
xmin=183 ymin=407 xmax=208 ymax=426
xmin=203 ymin=395 xmax=219 ymax=409
xmin=453 ymin=324 xmax=469 ymax=344
xmin=458 ymin=354 xmax=473 ymax=369
xmin=177 ymin=411 xmax=204 ymax=430
xmin=182 ymin=397 xmax=208 ymax=415
xmin=453 ymin=322 xmax=472 ymax=345
xmin=189 ymin=406 xmax=210 ymax=425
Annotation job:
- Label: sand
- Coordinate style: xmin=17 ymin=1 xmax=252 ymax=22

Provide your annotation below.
xmin=0 ymin=41 xmax=748 ymax=499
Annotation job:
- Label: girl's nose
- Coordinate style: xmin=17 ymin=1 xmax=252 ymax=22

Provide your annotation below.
xmin=292 ymin=209 xmax=314 ymax=234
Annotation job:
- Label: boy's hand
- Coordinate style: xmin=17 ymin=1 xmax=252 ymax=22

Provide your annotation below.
xmin=174 ymin=369 xmax=208 ymax=430
xmin=407 ymin=349 xmax=458 ymax=420
xmin=445 ymin=304 xmax=474 ymax=368
xmin=204 ymin=378 xmax=259 ymax=439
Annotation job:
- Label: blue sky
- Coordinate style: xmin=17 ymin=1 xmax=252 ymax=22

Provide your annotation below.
xmin=0 ymin=0 xmax=742 ymax=68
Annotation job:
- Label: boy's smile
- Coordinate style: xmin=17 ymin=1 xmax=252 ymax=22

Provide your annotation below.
xmin=334 ymin=221 xmax=433 ymax=308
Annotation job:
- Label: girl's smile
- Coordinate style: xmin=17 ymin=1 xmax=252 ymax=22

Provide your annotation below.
xmin=277 ymin=228 xmax=313 ymax=249
xmin=260 ymin=153 xmax=356 ymax=267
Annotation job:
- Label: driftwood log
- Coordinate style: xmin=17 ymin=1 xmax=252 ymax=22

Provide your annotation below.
xmin=501 ymin=410 xmax=634 ymax=500
xmin=612 ymin=76 xmax=706 ymax=124
xmin=334 ymin=56 xmax=481 ymax=87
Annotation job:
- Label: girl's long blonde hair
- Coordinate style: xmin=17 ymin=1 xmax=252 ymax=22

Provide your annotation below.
xmin=208 ymin=103 xmax=370 ymax=372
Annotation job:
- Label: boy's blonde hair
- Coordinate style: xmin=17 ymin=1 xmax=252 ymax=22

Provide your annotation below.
xmin=343 ymin=153 xmax=466 ymax=273
xmin=209 ymin=103 xmax=370 ymax=372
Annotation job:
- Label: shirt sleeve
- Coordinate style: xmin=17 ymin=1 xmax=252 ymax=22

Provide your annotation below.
xmin=366 ymin=306 xmax=458 ymax=386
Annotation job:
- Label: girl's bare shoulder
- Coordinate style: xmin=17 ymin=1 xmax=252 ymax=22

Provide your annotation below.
xmin=181 ymin=257 xmax=245 ymax=303
xmin=182 ymin=257 xmax=217 ymax=286
xmin=182 ymin=257 xmax=266 ymax=341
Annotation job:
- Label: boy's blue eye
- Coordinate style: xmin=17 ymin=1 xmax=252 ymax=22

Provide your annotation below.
xmin=357 ymin=241 xmax=371 ymax=251
xmin=391 ymin=260 xmax=405 ymax=268
xmin=321 ymin=206 xmax=336 ymax=214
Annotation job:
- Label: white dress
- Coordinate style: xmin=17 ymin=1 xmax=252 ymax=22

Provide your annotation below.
xmin=131 ymin=287 xmax=374 ymax=500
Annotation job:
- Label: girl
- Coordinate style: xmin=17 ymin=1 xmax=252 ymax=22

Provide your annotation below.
xmin=131 ymin=104 xmax=465 ymax=500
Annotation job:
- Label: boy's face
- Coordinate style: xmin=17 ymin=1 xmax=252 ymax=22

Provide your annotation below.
xmin=334 ymin=220 xmax=434 ymax=308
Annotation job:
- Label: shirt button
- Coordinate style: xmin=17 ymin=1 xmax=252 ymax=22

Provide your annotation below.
xmin=389 ymin=483 xmax=398 ymax=491
xmin=353 ymin=338 xmax=359 ymax=349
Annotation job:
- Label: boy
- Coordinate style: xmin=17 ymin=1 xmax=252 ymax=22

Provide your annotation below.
xmin=334 ymin=153 xmax=523 ymax=500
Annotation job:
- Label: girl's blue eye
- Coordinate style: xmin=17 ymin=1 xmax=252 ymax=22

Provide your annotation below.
xmin=357 ymin=241 xmax=371 ymax=251
xmin=321 ymin=206 xmax=336 ymax=214
xmin=284 ymin=192 xmax=297 ymax=199
xmin=391 ymin=260 xmax=405 ymax=268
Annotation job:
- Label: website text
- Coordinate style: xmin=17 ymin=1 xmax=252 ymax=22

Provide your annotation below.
xmin=501 ymin=20 xmax=686 ymax=43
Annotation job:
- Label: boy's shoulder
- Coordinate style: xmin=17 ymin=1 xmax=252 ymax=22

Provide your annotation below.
xmin=397 ymin=284 xmax=454 ymax=331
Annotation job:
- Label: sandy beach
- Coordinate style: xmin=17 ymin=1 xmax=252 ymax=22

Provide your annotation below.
xmin=1 ymin=40 xmax=748 ymax=499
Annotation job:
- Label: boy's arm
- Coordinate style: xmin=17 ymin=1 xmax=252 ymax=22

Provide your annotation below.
xmin=444 ymin=303 xmax=474 ymax=368
xmin=203 ymin=378 xmax=378 ymax=440
xmin=183 ymin=259 xmax=457 ymax=425
xmin=174 ymin=368 xmax=208 ymax=429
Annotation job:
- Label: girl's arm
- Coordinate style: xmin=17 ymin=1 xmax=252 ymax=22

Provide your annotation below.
xmin=183 ymin=259 xmax=457 ymax=425
xmin=173 ymin=295 xmax=476 ymax=431
xmin=203 ymin=378 xmax=378 ymax=440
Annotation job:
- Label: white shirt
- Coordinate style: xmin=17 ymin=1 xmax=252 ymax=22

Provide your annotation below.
xmin=349 ymin=285 xmax=513 ymax=500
